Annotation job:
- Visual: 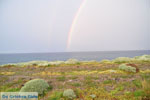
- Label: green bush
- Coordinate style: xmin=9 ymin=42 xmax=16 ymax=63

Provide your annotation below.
xmin=56 ymin=76 xmax=66 ymax=81
xmin=48 ymin=91 xmax=63 ymax=100
xmin=113 ymin=57 xmax=132 ymax=64
xmin=132 ymin=80 xmax=142 ymax=88
xmin=134 ymin=55 xmax=150 ymax=61
xmin=0 ymin=63 xmax=16 ymax=67
xmin=20 ymin=79 xmax=51 ymax=95
xmin=6 ymin=88 xmax=20 ymax=92
xmin=63 ymin=89 xmax=76 ymax=99
xmin=65 ymin=59 xmax=80 ymax=64
xmin=118 ymin=64 xmax=136 ymax=73
xmin=100 ymin=59 xmax=113 ymax=64
xmin=17 ymin=61 xmax=49 ymax=66
xmin=134 ymin=90 xmax=144 ymax=97
xmin=48 ymin=61 xmax=64 ymax=66
xmin=142 ymin=80 xmax=150 ymax=98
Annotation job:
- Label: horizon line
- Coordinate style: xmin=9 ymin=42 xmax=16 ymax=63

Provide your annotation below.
xmin=0 ymin=49 xmax=150 ymax=54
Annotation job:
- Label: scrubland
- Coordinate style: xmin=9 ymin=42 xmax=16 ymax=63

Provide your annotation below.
xmin=0 ymin=55 xmax=150 ymax=100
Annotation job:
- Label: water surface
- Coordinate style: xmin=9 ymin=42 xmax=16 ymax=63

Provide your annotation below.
xmin=0 ymin=50 xmax=149 ymax=65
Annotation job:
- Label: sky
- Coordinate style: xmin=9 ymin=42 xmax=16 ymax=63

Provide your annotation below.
xmin=0 ymin=0 xmax=150 ymax=53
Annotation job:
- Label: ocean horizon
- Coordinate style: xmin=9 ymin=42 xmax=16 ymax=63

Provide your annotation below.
xmin=0 ymin=50 xmax=150 ymax=65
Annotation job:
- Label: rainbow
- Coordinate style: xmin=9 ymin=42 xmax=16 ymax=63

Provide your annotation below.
xmin=67 ymin=0 xmax=87 ymax=51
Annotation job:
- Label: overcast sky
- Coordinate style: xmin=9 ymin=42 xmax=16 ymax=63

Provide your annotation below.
xmin=0 ymin=0 xmax=150 ymax=53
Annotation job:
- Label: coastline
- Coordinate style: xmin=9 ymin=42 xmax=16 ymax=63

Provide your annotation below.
xmin=0 ymin=50 xmax=150 ymax=65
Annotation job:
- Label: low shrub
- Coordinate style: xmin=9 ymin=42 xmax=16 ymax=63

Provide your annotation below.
xmin=118 ymin=64 xmax=136 ymax=73
xmin=6 ymin=88 xmax=20 ymax=92
xmin=63 ymin=89 xmax=76 ymax=99
xmin=100 ymin=59 xmax=113 ymax=64
xmin=113 ymin=57 xmax=132 ymax=64
xmin=126 ymin=64 xmax=139 ymax=72
xmin=56 ymin=76 xmax=66 ymax=81
xmin=103 ymin=80 xmax=113 ymax=84
xmin=48 ymin=61 xmax=64 ymax=66
xmin=0 ymin=64 xmax=16 ymax=67
xmin=48 ymin=91 xmax=63 ymax=100
xmin=134 ymin=55 xmax=150 ymax=61
xmin=17 ymin=61 xmax=49 ymax=66
xmin=142 ymin=80 xmax=150 ymax=98
xmin=20 ymin=79 xmax=51 ymax=95
xmin=71 ymin=83 xmax=81 ymax=87
xmin=132 ymin=80 xmax=142 ymax=88
xmin=134 ymin=90 xmax=144 ymax=97
xmin=65 ymin=59 xmax=80 ymax=64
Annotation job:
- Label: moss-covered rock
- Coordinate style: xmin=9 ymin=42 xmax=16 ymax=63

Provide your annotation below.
xmin=20 ymin=79 xmax=51 ymax=95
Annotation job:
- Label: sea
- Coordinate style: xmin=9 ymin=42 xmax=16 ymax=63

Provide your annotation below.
xmin=0 ymin=50 xmax=150 ymax=65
